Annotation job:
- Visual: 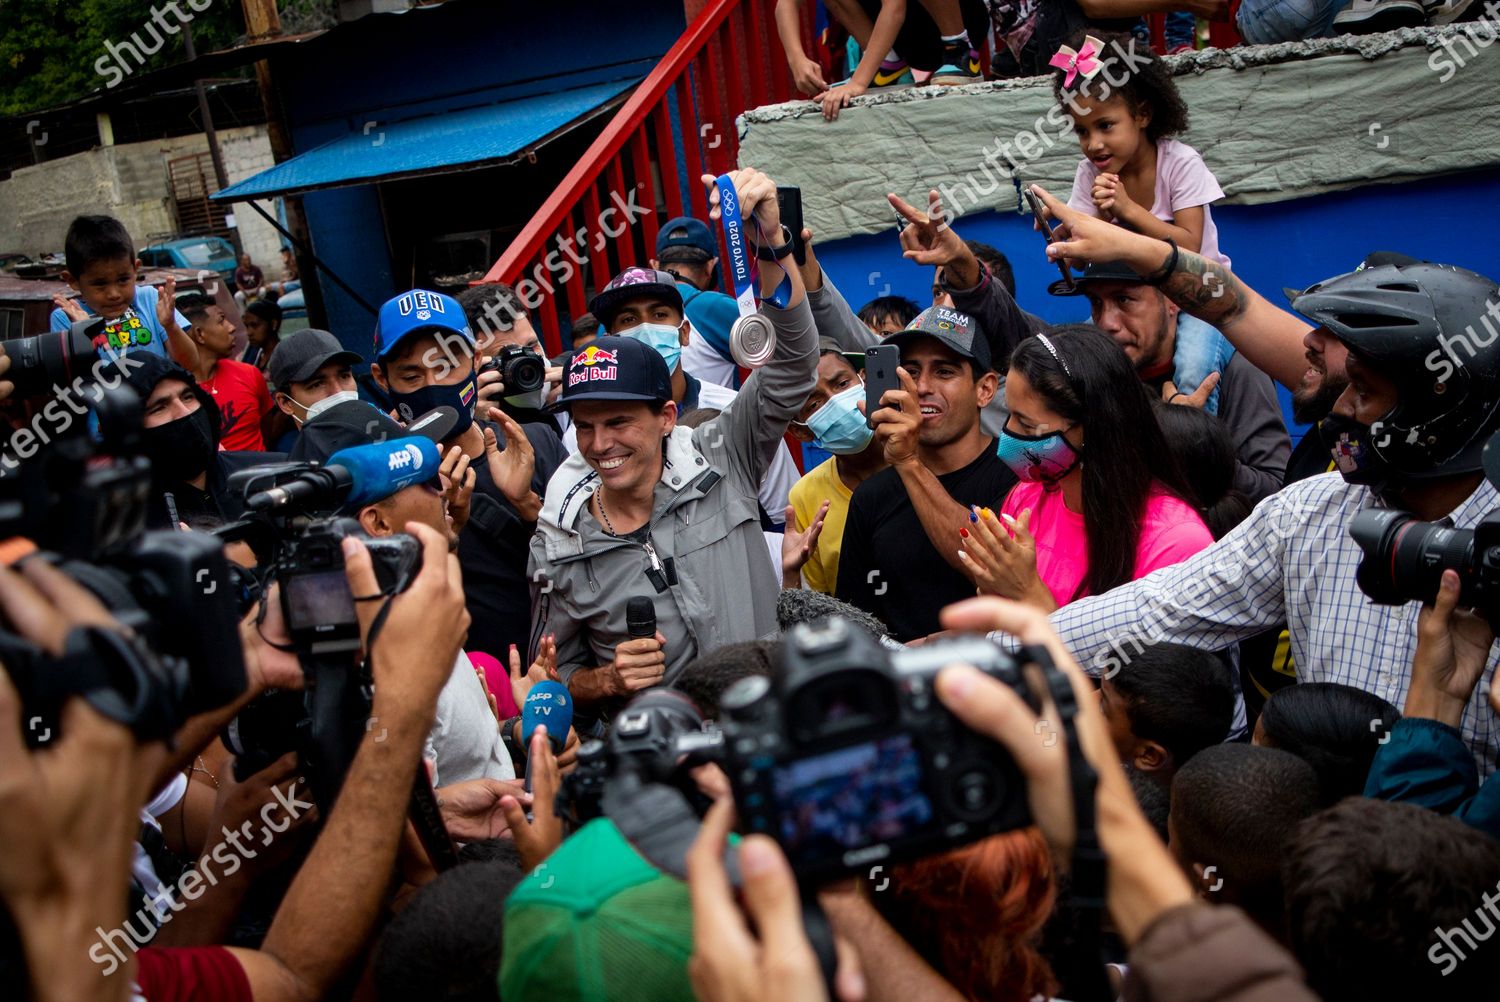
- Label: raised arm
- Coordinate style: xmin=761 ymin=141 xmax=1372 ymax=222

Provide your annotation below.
xmin=1032 ymin=185 xmax=1312 ymax=391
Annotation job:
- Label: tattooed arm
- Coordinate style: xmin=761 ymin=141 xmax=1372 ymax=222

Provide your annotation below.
xmin=1030 ymin=186 xmax=1313 ymax=391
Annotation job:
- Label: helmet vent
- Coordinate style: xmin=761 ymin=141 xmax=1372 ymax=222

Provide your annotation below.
xmin=1376 ymin=282 xmax=1421 ymax=293
xmin=1338 ymin=312 xmax=1418 ymax=328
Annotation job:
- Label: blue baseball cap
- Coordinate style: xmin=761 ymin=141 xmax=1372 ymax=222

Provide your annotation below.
xmin=373 ymin=289 xmax=473 ymax=361
xmin=655 ymin=216 xmax=717 ymax=263
xmin=553 ymin=336 xmax=672 ymax=412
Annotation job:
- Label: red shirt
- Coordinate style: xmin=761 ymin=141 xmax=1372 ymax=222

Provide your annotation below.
xmin=134 ymin=946 xmax=252 ymax=1002
xmin=201 ymin=358 xmax=273 ymax=452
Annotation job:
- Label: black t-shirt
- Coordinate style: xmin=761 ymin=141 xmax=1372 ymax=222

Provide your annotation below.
xmin=457 ymin=420 xmax=567 ymax=661
xmin=836 ymin=443 xmax=1017 ymax=642
xmin=1286 ymin=422 xmax=1333 ymax=485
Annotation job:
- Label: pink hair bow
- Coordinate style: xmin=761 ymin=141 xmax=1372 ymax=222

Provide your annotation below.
xmin=1049 ymin=35 xmax=1106 ymax=88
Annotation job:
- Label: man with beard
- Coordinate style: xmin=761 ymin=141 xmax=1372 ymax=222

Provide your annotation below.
xmin=1024 ymin=186 xmax=1500 ymax=776
xmin=106 ymin=354 xmax=283 ymax=528
xmin=1049 ymin=260 xmax=1290 ymax=504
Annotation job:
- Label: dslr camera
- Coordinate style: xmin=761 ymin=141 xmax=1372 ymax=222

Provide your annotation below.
xmin=720 ymin=618 xmax=1037 ymax=882
xmin=480 ymin=344 xmax=546 ymax=397
xmin=1350 ymin=507 xmax=1500 ymax=624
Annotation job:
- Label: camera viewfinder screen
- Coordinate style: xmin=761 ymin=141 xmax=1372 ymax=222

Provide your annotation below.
xmin=772 ymin=734 xmax=934 ymax=859
xmin=284 ymin=570 xmax=357 ymax=633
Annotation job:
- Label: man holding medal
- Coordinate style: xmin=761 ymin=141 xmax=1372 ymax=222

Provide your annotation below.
xmin=527 ymin=168 xmax=818 ymax=725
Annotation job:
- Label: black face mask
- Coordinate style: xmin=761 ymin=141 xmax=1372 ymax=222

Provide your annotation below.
xmin=143 ymin=408 xmax=217 ymax=485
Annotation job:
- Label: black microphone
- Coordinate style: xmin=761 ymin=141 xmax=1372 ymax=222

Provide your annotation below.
xmin=626 ymin=596 xmax=656 ymax=639
xmin=246 ymin=466 xmax=351 ymax=512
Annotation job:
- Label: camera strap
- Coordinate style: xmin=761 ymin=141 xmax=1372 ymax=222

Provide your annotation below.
xmin=1022 ymin=643 xmax=1111 ymax=1002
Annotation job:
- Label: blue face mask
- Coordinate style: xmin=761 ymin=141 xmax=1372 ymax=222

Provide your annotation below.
xmin=621 ymin=322 xmax=684 ymax=373
xmin=997 ymin=426 xmax=1081 ymax=483
xmin=804 ymin=382 xmax=875 ymax=455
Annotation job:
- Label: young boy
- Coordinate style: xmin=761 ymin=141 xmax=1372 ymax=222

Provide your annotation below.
xmin=178 ymin=293 xmax=274 ymax=452
xmin=49 ymin=215 xmax=198 ymax=371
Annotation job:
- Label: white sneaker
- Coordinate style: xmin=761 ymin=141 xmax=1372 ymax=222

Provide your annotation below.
xmin=1333 ymin=0 xmax=1427 ymax=32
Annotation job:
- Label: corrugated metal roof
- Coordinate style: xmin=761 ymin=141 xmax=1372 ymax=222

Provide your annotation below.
xmin=212 ymin=77 xmax=638 ymax=201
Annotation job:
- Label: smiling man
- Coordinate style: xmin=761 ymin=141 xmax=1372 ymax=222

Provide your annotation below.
xmin=528 ymin=167 xmax=817 ymax=726
xmin=835 ymin=306 xmax=1018 ymax=640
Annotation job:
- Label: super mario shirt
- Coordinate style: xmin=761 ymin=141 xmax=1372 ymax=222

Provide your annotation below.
xmin=48 ymin=285 xmax=190 ymax=361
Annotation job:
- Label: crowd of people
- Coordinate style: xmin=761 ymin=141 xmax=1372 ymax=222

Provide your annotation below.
xmin=5 ymin=22 xmax=1500 ymax=1002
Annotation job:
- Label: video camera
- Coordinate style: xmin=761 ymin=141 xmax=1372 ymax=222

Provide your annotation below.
xmin=0 ymin=370 xmax=246 ymax=745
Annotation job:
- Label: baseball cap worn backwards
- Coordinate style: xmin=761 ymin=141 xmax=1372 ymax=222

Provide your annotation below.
xmin=554 ymin=335 xmax=672 ymax=412
xmin=656 ymin=216 xmax=717 ymax=264
xmin=373 ymin=289 xmax=473 ymax=362
xmin=288 ymin=398 xmax=456 ymax=465
xmin=499 ymin=818 xmax=696 ymax=1002
xmin=884 ymin=305 xmax=992 ymax=372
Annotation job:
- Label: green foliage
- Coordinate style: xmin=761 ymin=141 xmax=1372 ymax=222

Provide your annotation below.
xmin=0 ymin=0 xmax=247 ymax=116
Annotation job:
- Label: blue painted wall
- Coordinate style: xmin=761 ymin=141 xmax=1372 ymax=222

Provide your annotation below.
xmin=270 ymin=0 xmax=687 ymax=350
xmin=810 ymin=168 xmax=1500 ymax=438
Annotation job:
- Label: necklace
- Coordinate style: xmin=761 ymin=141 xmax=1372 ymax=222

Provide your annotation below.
xmin=596 ymin=489 xmax=620 ymax=535
xmin=192 ymin=755 xmax=220 ymax=789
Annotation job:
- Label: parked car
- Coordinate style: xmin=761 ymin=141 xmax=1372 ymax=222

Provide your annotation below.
xmin=274 ymin=287 xmax=311 ymax=336
xmin=138 ymin=236 xmax=238 ymax=279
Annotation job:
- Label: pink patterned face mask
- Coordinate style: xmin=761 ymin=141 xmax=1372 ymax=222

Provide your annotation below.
xmin=996 ymin=426 xmax=1081 ymax=483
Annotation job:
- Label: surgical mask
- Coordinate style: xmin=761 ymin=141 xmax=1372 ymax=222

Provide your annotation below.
xmin=1322 ymin=413 xmax=1393 ymax=487
xmin=143 ymin=408 xmax=217 ymax=485
xmin=505 ymin=384 xmax=548 ymax=411
xmin=622 ymin=322 xmax=683 ymax=373
xmin=289 ymin=389 xmax=358 ymax=427
xmin=997 ymin=426 xmax=1081 ymax=483
xmin=390 ymin=375 xmax=478 ymax=437
xmin=803 ymin=383 xmax=874 ymax=455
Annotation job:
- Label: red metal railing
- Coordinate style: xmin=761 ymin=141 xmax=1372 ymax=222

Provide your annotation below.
xmin=479 ymin=0 xmax=829 ymax=353
xmin=485 ymin=3 xmax=1240 ymax=352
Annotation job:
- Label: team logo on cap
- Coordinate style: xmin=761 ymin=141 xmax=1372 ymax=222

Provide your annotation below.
xmin=568 ymin=345 xmax=619 ymax=386
xmin=613 ymin=267 xmax=657 ymax=288
xmin=397 ymin=290 xmax=447 ymax=322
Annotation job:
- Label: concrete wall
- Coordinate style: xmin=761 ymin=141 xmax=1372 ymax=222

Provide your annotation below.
xmin=0 ymin=125 xmax=284 ymax=274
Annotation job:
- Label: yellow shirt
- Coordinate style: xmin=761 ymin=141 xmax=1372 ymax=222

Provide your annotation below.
xmin=789 ymin=457 xmax=854 ymax=594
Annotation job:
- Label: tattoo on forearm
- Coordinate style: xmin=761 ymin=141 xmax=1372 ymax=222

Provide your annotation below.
xmin=1161 ymin=251 xmax=1249 ymax=330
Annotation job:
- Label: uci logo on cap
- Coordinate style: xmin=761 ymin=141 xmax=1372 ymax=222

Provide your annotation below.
xmin=397 ymin=291 xmax=447 ymax=322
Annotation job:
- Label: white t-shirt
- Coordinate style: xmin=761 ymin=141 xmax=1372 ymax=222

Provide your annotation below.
xmin=133 ymin=773 xmax=188 ymax=920
xmin=424 ymin=651 xmax=516 ymax=787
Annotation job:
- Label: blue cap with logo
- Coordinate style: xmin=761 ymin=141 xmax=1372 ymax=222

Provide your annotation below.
xmin=373 ymin=289 xmax=473 ymax=361
xmin=553 ymin=336 xmax=672 ymax=412
xmin=655 ymin=216 xmax=717 ymax=263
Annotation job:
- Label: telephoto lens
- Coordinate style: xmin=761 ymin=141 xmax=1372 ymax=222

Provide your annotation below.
xmin=2 ymin=319 xmax=100 ymax=398
xmin=1349 ymin=508 xmax=1500 ymax=620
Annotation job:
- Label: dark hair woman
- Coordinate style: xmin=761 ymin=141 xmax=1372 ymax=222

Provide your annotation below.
xmin=959 ymin=325 xmax=1213 ymax=609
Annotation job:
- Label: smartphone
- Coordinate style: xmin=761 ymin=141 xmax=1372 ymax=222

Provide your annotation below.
xmin=1025 ymin=188 xmax=1075 ymax=292
xmin=775 ymin=185 xmax=807 ymax=265
xmin=864 ymin=344 xmax=902 ymax=429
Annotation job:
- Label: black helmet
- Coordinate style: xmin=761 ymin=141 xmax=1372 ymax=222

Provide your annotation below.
xmin=1293 ymin=261 xmax=1500 ymax=480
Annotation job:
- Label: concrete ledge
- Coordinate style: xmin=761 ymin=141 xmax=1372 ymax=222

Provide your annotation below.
xmin=738 ymin=24 xmax=1500 ymax=242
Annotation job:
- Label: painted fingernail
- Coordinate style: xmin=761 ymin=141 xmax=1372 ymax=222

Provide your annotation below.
xmin=969 ymin=509 xmax=979 ymax=523
xmin=959 ymin=527 xmax=969 ymax=539
xmin=980 ymin=507 xmax=994 ymax=520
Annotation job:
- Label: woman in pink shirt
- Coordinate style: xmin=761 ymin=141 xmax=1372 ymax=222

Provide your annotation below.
xmin=958 ymin=326 xmax=1213 ymax=611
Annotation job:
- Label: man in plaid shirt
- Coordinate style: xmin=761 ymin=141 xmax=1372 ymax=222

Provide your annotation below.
xmin=1025 ymin=188 xmax=1500 ymax=776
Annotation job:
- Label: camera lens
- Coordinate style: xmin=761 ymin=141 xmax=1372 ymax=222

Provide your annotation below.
xmin=1350 ymin=508 xmax=1475 ymax=606
xmin=2 ymin=323 xmax=95 ymax=399
xmin=503 ymin=351 xmax=546 ymax=394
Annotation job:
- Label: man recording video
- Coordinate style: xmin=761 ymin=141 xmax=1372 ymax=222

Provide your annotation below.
xmin=528 ymin=168 xmax=818 ymax=725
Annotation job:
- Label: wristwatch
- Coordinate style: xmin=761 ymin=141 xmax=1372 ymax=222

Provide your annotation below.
xmin=755 ymin=224 xmax=797 ymax=262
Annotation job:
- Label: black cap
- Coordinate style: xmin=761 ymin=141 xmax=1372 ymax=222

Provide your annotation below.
xmin=552 ymin=337 xmax=672 ymax=412
xmin=588 ymin=266 xmax=684 ymax=328
xmin=1048 ymin=259 xmax=1145 ymax=297
xmin=288 ymin=398 xmax=456 ymax=464
xmin=883 ymin=306 xmax=992 ymax=371
xmin=268 ymin=329 xmax=364 ymax=387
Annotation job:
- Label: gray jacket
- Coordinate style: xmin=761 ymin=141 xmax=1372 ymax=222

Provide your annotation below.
xmin=528 ymin=297 xmax=818 ymax=696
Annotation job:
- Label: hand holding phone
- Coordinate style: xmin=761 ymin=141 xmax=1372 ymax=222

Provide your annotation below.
xmin=1025 ymin=189 xmax=1076 ymax=292
xmin=864 ymin=344 xmax=902 ymax=429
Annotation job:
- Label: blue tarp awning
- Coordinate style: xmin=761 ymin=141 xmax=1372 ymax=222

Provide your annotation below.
xmin=212 ymin=78 xmax=638 ymax=202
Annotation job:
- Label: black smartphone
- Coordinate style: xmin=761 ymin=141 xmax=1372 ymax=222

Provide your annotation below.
xmin=1025 ymin=188 xmax=1075 ymax=292
xmin=864 ymin=344 xmax=902 ymax=429
xmin=775 ymin=185 xmax=807 ymax=265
